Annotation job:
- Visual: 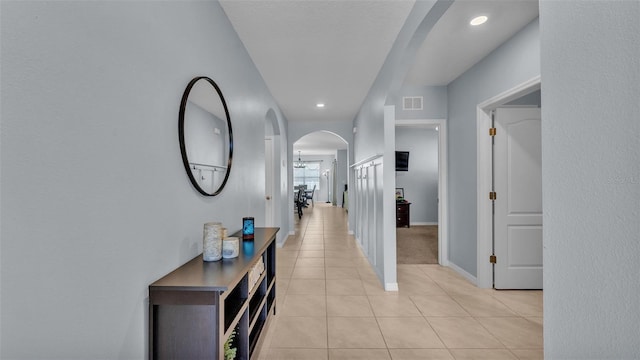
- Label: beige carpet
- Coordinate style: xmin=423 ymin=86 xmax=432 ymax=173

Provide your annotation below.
xmin=396 ymin=225 xmax=438 ymax=264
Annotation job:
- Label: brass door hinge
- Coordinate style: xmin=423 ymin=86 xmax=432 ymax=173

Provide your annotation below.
xmin=489 ymin=127 xmax=497 ymax=136
xmin=489 ymin=191 xmax=497 ymax=200
xmin=490 ymin=255 xmax=497 ymax=264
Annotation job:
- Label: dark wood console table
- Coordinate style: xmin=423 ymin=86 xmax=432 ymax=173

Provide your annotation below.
xmin=396 ymin=201 xmax=411 ymax=228
xmin=149 ymin=227 xmax=279 ymax=360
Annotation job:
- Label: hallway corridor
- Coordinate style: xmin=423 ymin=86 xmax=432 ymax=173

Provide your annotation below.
xmin=256 ymin=203 xmax=543 ymax=359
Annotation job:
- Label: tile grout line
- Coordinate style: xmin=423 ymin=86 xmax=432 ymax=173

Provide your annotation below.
xmin=272 ymin=204 xmax=544 ymax=359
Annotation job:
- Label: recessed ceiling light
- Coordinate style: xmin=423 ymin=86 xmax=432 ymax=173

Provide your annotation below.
xmin=316 ymin=103 xmax=325 ymax=108
xmin=470 ymin=15 xmax=488 ymax=26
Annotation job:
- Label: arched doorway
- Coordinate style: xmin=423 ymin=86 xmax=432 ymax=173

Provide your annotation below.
xmin=265 ymin=109 xmax=281 ymax=229
xmin=292 ymin=131 xmax=349 ymax=216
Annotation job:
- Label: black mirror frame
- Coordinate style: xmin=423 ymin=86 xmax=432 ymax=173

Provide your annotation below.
xmin=178 ymin=76 xmax=233 ymax=196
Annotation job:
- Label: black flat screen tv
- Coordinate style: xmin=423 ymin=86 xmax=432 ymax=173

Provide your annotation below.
xmin=395 ymin=151 xmax=409 ymax=171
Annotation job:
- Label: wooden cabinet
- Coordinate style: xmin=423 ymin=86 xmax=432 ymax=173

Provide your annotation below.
xmin=149 ymin=227 xmax=278 ymax=360
xmin=396 ymin=202 xmax=411 ymax=228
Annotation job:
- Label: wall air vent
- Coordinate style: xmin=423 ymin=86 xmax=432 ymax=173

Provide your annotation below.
xmin=402 ymin=96 xmax=423 ymax=110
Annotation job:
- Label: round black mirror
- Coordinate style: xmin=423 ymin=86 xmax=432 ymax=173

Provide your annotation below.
xmin=179 ymin=76 xmax=233 ymax=196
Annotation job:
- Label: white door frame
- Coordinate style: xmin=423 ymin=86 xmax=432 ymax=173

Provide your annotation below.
xmin=265 ymin=136 xmax=275 ymax=227
xmin=476 ymin=75 xmax=541 ymax=288
xmin=395 ymin=119 xmax=449 ymax=266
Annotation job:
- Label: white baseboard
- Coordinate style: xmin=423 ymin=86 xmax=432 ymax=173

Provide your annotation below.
xmin=278 ymin=233 xmax=297 ymax=248
xmin=385 ymin=283 xmax=399 ymax=291
xmin=356 ymin=247 xmax=396 ymax=292
xmin=440 ymin=257 xmax=450 ymax=267
xmin=447 ymin=261 xmax=478 ymax=286
xmin=410 ymin=222 xmax=438 ymax=226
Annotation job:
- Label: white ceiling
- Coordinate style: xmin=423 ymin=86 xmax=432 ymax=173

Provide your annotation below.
xmin=220 ymin=0 xmax=539 ymax=153
xmin=405 ymin=0 xmax=539 ymax=86
xmin=220 ymin=0 xmax=415 ymax=124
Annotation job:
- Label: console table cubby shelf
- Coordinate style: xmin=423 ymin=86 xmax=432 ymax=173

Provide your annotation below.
xmin=149 ymin=227 xmax=279 ymax=360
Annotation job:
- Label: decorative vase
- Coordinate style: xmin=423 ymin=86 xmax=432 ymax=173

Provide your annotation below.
xmin=203 ymin=222 xmax=223 ymax=261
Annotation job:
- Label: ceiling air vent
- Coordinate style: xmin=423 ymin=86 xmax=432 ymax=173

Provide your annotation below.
xmin=403 ymin=96 xmax=423 ymax=110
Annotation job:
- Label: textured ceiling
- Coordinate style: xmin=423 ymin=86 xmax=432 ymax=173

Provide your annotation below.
xmin=404 ymin=0 xmax=539 ymax=86
xmin=220 ymin=0 xmax=539 ymax=154
xmin=220 ymin=0 xmax=416 ymax=124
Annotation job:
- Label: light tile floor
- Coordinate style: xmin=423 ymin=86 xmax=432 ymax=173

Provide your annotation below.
xmin=256 ymin=204 xmax=543 ymax=360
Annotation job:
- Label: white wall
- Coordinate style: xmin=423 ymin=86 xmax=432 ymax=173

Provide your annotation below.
xmin=395 ymin=127 xmax=438 ymax=224
xmin=336 ymin=149 xmax=348 ymax=206
xmin=446 ymin=18 xmax=540 ymax=276
xmin=0 ymin=1 xmax=287 ymax=359
xmin=540 ymin=1 xmax=640 ymax=357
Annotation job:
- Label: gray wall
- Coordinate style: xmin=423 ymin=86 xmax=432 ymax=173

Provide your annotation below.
xmin=353 ymin=0 xmax=450 ymax=288
xmin=0 ymin=1 xmax=288 ymax=358
xmin=395 ymin=128 xmax=438 ymax=224
xmin=393 ymin=85 xmax=448 ymax=120
xmin=446 ymin=18 xmax=540 ymax=276
xmin=540 ymin=1 xmax=640 ymax=357
xmin=354 ymin=0 xmax=448 ymax=160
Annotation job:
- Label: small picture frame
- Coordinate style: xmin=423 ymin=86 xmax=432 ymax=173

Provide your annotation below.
xmin=395 ymin=188 xmax=404 ymax=200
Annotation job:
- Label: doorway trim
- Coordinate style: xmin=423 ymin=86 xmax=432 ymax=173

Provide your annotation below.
xmin=476 ymin=75 xmax=541 ymax=288
xmin=395 ymin=118 xmax=448 ymax=266
xmin=265 ymin=136 xmax=275 ymax=227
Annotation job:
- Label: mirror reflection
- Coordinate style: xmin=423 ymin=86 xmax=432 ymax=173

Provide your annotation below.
xmin=179 ymin=77 xmax=233 ymax=196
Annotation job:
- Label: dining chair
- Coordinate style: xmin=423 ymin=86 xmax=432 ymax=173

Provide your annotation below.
xmin=305 ymin=185 xmax=316 ymax=207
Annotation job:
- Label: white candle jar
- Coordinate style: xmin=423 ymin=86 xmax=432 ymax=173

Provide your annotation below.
xmin=202 ymin=222 xmax=223 ymax=261
xmin=222 ymin=236 xmax=240 ymax=259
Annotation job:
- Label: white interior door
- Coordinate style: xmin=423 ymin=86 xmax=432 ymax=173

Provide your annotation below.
xmin=264 ymin=137 xmax=274 ymax=226
xmin=494 ymin=107 xmax=542 ymax=289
